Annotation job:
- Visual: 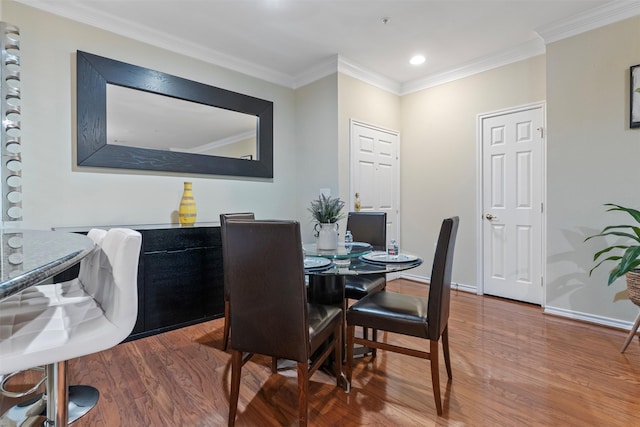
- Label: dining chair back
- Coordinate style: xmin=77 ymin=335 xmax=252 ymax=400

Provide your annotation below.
xmin=346 ymin=211 xmax=387 ymax=251
xmin=219 ymin=212 xmax=255 ymax=350
xmin=344 ymin=211 xmax=388 ymax=301
xmin=223 ymin=219 xmax=342 ymax=426
xmin=345 ymin=216 xmax=459 ymax=416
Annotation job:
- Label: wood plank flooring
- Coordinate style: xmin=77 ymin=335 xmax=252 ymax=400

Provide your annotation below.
xmin=2 ymin=279 xmax=640 ymax=426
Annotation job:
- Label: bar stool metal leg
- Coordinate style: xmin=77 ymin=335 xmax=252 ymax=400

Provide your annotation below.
xmin=1 ymin=364 xmax=99 ymax=426
xmin=620 ymin=311 xmax=640 ymax=353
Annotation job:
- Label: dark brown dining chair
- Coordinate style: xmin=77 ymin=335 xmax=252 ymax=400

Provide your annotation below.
xmin=345 ymin=216 xmax=459 ymax=416
xmin=344 ymin=211 xmax=388 ymax=301
xmin=344 ymin=211 xmax=387 ymax=353
xmin=219 ymin=212 xmax=255 ymax=351
xmin=224 ymin=219 xmax=343 ymax=427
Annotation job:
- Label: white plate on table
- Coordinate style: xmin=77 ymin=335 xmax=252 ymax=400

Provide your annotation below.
xmin=304 ymin=257 xmax=332 ymax=269
xmin=348 ymin=242 xmax=372 ymax=249
xmin=361 ymin=251 xmax=418 ymax=264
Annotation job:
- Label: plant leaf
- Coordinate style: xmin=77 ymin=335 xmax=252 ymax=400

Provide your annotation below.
xmin=599 ymin=225 xmax=640 ymax=241
xmin=606 ymin=247 xmax=640 ymax=285
xmin=617 ymin=246 xmax=640 ymax=274
xmin=592 ymin=245 xmax=628 ymax=262
xmin=604 ymin=203 xmax=640 ymax=225
xmin=587 ymin=204 xmax=640 ymax=283
xmin=589 ymin=255 xmax=622 ymax=276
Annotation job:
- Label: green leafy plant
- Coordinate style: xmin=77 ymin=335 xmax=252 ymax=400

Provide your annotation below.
xmin=308 ymin=194 xmax=345 ymax=224
xmin=585 ymin=203 xmax=640 ymax=285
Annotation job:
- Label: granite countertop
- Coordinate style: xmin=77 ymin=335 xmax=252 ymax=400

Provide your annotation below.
xmin=0 ymin=229 xmax=95 ymax=301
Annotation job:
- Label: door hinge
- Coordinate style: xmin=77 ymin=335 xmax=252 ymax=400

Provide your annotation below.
xmin=541 ymin=202 xmax=544 ymax=213
xmin=540 ymin=276 xmax=544 ymax=287
xmin=537 ymin=127 xmax=544 ymax=138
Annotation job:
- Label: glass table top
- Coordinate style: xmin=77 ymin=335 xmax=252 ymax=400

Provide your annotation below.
xmin=0 ymin=229 xmax=95 ymax=301
xmin=303 ymin=242 xmax=372 ymax=259
xmin=303 ymin=241 xmax=423 ymax=276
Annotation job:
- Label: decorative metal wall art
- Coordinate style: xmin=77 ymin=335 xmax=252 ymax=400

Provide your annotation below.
xmin=1 ymin=22 xmax=22 ymax=223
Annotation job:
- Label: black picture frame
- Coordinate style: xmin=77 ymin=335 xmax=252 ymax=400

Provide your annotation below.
xmin=76 ymin=51 xmax=274 ymax=178
xmin=631 ymin=64 xmax=640 ymax=129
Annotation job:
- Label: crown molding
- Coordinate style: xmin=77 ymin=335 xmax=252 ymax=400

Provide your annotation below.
xmin=336 ymin=57 xmax=401 ymax=94
xmin=15 ymin=0 xmax=296 ymax=87
xmin=293 ymin=55 xmax=401 ymax=94
xmin=15 ymin=0 xmax=640 ymax=95
xmin=292 ymin=56 xmax=339 ymax=89
xmin=400 ymin=38 xmax=545 ymax=95
xmin=536 ymin=0 xmax=640 ymax=44
xmin=171 ymin=130 xmax=256 ymax=154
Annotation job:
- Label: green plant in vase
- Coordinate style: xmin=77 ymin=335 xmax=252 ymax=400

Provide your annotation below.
xmin=308 ymin=194 xmax=345 ymax=250
xmin=308 ymin=194 xmax=345 ymax=224
xmin=585 ymin=204 xmax=640 ymax=305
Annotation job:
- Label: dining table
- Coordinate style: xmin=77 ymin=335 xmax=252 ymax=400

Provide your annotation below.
xmin=303 ymin=241 xmax=423 ymax=391
xmin=303 ymin=241 xmax=423 ymax=305
xmin=0 ymin=229 xmax=95 ymax=301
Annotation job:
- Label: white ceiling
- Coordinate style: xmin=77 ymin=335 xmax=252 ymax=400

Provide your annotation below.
xmin=15 ymin=0 xmax=640 ymax=94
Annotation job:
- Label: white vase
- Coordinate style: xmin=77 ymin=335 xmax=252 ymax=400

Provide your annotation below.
xmin=316 ymin=222 xmax=338 ymax=250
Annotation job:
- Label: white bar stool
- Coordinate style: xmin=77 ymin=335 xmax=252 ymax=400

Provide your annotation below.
xmin=0 ymin=228 xmax=142 ymax=426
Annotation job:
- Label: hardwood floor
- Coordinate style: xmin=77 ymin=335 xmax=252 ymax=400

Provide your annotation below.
xmin=2 ymin=279 xmax=640 ymax=426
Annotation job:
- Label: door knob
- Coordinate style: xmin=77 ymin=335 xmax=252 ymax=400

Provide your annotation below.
xmin=485 ymin=213 xmax=497 ymax=220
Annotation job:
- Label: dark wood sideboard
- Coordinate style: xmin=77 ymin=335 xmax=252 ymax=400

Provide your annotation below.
xmin=54 ymin=225 xmax=224 ymax=342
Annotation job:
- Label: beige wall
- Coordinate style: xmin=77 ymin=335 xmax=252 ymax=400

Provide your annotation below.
xmin=337 ymin=74 xmax=401 ymax=208
xmin=6 ymin=1 xmax=298 ymax=229
xmin=546 ymin=16 xmax=640 ymax=323
xmin=294 ymin=74 xmax=339 ymax=242
xmin=400 ymin=56 xmax=546 ymax=284
xmin=294 ymin=73 xmax=401 ymax=241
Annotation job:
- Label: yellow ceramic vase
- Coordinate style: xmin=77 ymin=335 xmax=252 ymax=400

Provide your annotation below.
xmin=178 ymin=182 xmax=197 ymax=226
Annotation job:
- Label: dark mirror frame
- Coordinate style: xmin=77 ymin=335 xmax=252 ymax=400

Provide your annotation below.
xmin=76 ymin=50 xmax=274 ymax=178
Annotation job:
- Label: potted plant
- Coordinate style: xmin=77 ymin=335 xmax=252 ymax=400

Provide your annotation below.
xmin=585 ymin=203 xmax=640 ymax=305
xmin=308 ymin=194 xmax=345 ymax=250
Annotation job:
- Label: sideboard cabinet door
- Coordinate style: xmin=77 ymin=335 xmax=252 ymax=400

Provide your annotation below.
xmin=140 ymin=227 xmax=223 ymax=335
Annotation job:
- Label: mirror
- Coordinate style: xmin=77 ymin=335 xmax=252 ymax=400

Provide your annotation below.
xmin=76 ymin=50 xmax=273 ymax=178
xmin=107 ymin=85 xmax=258 ymax=159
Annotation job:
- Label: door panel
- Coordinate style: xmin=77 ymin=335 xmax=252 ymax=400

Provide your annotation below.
xmin=350 ymin=121 xmax=399 ymax=246
xmin=482 ymin=106 xmax=543 ymax=304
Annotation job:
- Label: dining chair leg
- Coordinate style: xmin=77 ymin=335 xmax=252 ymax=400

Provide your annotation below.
xmin=334 ymin=322 xmax=343 ymax=388
xmin=297 ymin=362 xmax=309 ymax=427
xmin=442 ymin=326 xmax=452 ymax=379
xmin=222 ymin=300 xmax=231 ymax=351
xmin=346 ymin=324 xmax=355 ymax=384
xmin=429 ymin=340 xmax=443 ymax=416
xmin=371 ymin=329 xmax=377 ymax=359
xmin=620 ymin=311 xmax=640 ymax=353
xmin=228 ymin=350 xmax=242 ymax=426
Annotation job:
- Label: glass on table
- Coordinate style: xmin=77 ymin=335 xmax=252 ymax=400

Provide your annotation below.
xmin=344 ymin=230 xmax=353 ymax=253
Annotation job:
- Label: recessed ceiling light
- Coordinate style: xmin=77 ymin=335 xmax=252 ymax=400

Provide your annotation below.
xmin=410 ymin=55 xmax=426 ymax=65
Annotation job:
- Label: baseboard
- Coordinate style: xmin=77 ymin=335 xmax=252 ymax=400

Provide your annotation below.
xmin=544 ymin=305 xmax=635 ymax=331
xmin=398 ymin=273 xmax=635 ymax=331
xmin=398 ymin=273 xmax=477 ymax=294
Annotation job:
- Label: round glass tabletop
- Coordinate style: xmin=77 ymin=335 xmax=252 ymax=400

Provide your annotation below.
xmin=302 ymin=242 xmax=372 ymax=259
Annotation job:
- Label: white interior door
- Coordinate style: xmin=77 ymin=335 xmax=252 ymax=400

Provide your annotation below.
xmin=350 ymin=120 xmax=399 ymax=247
xmin=480 ymin=105 xmax=544 ymax=305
